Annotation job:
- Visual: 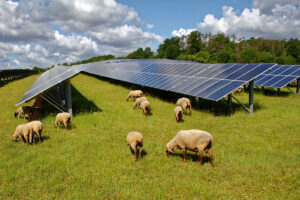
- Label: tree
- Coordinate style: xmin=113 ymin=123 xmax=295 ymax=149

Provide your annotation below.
xmin=186 ymin=31 xmax=203 ymax=54
xmin=166 ymin=44 xmax=180 ymax=59
xmin=239 ymin=48 xmax=259 ymax=63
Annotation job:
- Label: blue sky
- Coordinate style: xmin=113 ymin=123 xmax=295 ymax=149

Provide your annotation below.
xmin=118 ymin=0 xmax=253 ymax=37
xmin=0 ymin=0 xmax=299 ymax=69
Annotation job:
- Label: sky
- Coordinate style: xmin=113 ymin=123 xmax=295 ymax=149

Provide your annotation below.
xmin=0 ymin=0 xmax=300 ymax=69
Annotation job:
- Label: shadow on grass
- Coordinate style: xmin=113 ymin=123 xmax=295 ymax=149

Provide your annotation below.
xmin=33 ymin=135 xmax=50 ymax=144
xmin=129 ymin=147 xmax=148 ymax=159
xmin=0 ymin=74 xmax=36 ymax=88
xmin=41 ymin=84 xmax=102 ymax=119
xmin=82 ymin=72 xmax=266 ymax=116
xmin=171 ymin=152 xmax=212 ymax=165
xmin=253 ymin=87 xmax=291 ymax=97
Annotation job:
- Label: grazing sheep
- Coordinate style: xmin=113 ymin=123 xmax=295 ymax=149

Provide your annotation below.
xmin=11 ymin=124 xmax=32 ymax=146
xmin=126 ymin=90 xmax=143 ymax=101
xmin=233 ymin=87 xmax=244 ymax=95
xmin=54 ymin=112 xmax=71 ymax=129
xmin=126 ymin=132 xmax=143 ymax=161
xmin=14 ymin=106 xmax=33 ymax=119
xmin=165 ymin=129 xmax=214 ymax=166
xmin=133 ymin=97 xmax=147 ymax=109
xmin=176 ymin=98 xmax=192 ymax=114
xmin=140 ymin=100 xmax=151 ymax=115
xmin=26 ymin=121 xmax=42 ymax=144
xmin=174 ymin=106 xmax=183 ymax=122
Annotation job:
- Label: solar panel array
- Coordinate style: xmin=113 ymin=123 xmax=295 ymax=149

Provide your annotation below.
xmin=17 ymin=59 xmax=275 ymax=106
xmin=254 ymin=65 xmax=300 ymax=88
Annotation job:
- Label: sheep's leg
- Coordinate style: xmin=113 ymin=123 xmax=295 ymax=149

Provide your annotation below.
xmin=209 ymin=148 xmax=214 ymax=167
xmin=199 ymin=151 xmax=203 ymax=166
xmin=189 ymin=106 xmax=192 ymax=115
xmin=183 ymin=149 xmax=187 ymax=162
xmin=25 ymin=136 xmax=28 ymax=146
xmin=63 ymin=121 xmax=68 ymax=129
xmin=134 ymin=149 xmax=137 ymax=161
xmin=20 ymin=136 xmax=25 ymax=143
xmin=138 ymin=146 xmax=142 ymax=161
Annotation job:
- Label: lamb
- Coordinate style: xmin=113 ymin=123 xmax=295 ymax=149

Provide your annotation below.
xmin=174 ymin=106 xmax=183 ymax=122
xmin=133 ymin=97 xmax=147 ymax=109
xmin=14 ymin=106 xmax=33 ymax=119
xmin=176 ymin=97 xmax=192 ymax=114
xmin=126 ymin=132 xmax=143 ymax=161
xmin=140 ymin=100 xmax=151 ymax=115
xmin=26 ymin=120 xmax=42 ymax=144
xmin=233 ymin=87 xmax=244 ymax=95
xmin=11 ymin=124 xmax=32 ymax=146
xmin=165 ymin=129 xmax=214 ymax=166
xmin=126 ymin=90 xmax=143 ymax=101
xmin=54 ymin=112 xmax=71 ymax=129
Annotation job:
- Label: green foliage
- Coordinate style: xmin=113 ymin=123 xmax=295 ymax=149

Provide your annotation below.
xmin=165 ymin=44 xmax=180 ymax=59
xmin=127 ymin=47 xmax=154 ymax=59
xmin=71 ymin=55 xmax=115 ymax=65
xmin=1 ymin=74 xmax=299 ymax=199
xmin=239 ymin=48 xmax=259 ymax=63
xmin=186 ymin=31 xmax=203 ymax=54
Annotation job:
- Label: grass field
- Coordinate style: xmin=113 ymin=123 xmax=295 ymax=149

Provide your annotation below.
xmin=0 ymin=74 xmax=299 ymax=199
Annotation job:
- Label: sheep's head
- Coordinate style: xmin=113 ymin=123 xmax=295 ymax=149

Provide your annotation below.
xmin=12 ymin=135 xmax=18 ymax=142
xmin=165 ymin=146 xmax=172 ymax=157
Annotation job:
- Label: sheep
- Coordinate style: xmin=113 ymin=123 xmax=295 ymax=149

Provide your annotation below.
xmin=126 ymin=132 xmax=143 ymax=161
xmin=233 ymin=86 xmax=244 ymax=95
xmin=126 ymin=90 xmax=143 ymax=101
xmin=176 ymin=97 xmax=192 ymax=114
xmin=174 ymin=106 xmax=183 ymax=122
xmin=133 ymin=97 xmax=147 ymax=109
xmin=14 ymin=106 xmax=33 ymax=119
xmin=26 ymin=120 xmax=42 ymax=144
xmin=54 ymin=112 xmax=71 ymax=129
xmin=165 ymin=129 xmax=214 ymax=167
xmin=11 ymin=124 xmax=33 ymax=146
xmin=140 ymin=100 xmax=151 ymax=115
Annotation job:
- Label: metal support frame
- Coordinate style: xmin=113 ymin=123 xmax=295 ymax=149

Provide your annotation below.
xmin=65 ymin=80 xmax=73 ymax=118
xmin=249 ymin=80 xmax=254 ymax=115
xmin=277 ymin=88 xmax=280 ymax=95
xmin=297 ymin=77 xmax=300 ymax=94
xmin=286 ymin=86 xmax=295 ymax=94
xmin=227 ymin=93 xmax=232 ymax=113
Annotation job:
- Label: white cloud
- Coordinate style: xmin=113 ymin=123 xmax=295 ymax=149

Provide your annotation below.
xmin=0 ymin=0 xmax=161 ymax=69
xmin=172 ymin=28 xmax=197 ymax=37
xmin=197 ymin=3 xmax=300 ymax=40
xmin=146 ymin=24 xmax=154 ymax=29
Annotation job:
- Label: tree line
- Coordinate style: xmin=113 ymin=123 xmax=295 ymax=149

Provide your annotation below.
xmin=127 ymin=31 xmax=300 ymax=64
xmin=54 ymin=31 xmax=300 ymax=67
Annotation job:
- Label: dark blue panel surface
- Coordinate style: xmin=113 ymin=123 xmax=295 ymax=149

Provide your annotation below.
xmin=262 ymin=76 xmax=285 ymax=87
xmin=237 ymin=64 xmax=273 ymax=81
xmin=280 ymin=66 xmax=300 ymax=75
xmin=184 ymin=78 xmax=218 ymax=96
xmin=270 ymin=65 xmax=291 ymax=75
xmin=271 ymin=76 xmax=297 ymax=88
xmin=214 ymin=64 xmax=245 ymax=79
xmin=206 ymin=81 xmax=245 ymax=101
xmin=197 ymin=79 xmax=230 ymax=98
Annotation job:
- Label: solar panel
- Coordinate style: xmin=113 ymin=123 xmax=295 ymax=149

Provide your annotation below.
xmin=17 ymin=59 xmax=275 ymax=106
xmin=254 ymin=65 xmax=300 ymax=88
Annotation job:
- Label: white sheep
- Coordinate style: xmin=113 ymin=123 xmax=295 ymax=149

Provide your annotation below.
xmin=233 ymin=87 xmax=244 ymax=95
xmin=174 ymin=106 xmax=183 ymax=122
xmin=165 ymin=129 xmax=214 ymax=166
xmin=11 ymin=124 xmax=32 ymax=146
xmin=126 ymin=90 xmax=143 ymax=101
xmin=126 ymin=131 xmax=143 ymax=161
xmin=54 ymin=112 xmax=71 ymax=129
xmin=14 ymin=106 xmax=33 ymax=119
xmin=140 ymin=100 xmax=151 ymax=115
xmin=176 ymin=97 xmax=192 ymax=114
xmin=133 ymin=97 xmax=147 ymax=109
xmin=26 ymin=120 xmax=42 ymax=144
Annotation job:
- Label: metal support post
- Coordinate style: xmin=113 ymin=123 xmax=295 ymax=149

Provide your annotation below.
xmin=249 ymin=80 xmax=254 ymax=115
xmin=228 ymin=93 xmax=232 ymax=114
xmin=297 ymin=78 xmax=300 ymax=94
xmin=65 ymin=80 xmax=72 ymax=118
xmin=277 ymin=88 xmax=280 ymax=95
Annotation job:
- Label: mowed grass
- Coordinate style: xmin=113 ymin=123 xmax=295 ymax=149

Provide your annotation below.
xmin=0 ymin=73 xmax=299 ymax=199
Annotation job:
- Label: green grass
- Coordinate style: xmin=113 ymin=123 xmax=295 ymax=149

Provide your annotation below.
xmin=0 ymin=74 xmax=299 ymax=199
